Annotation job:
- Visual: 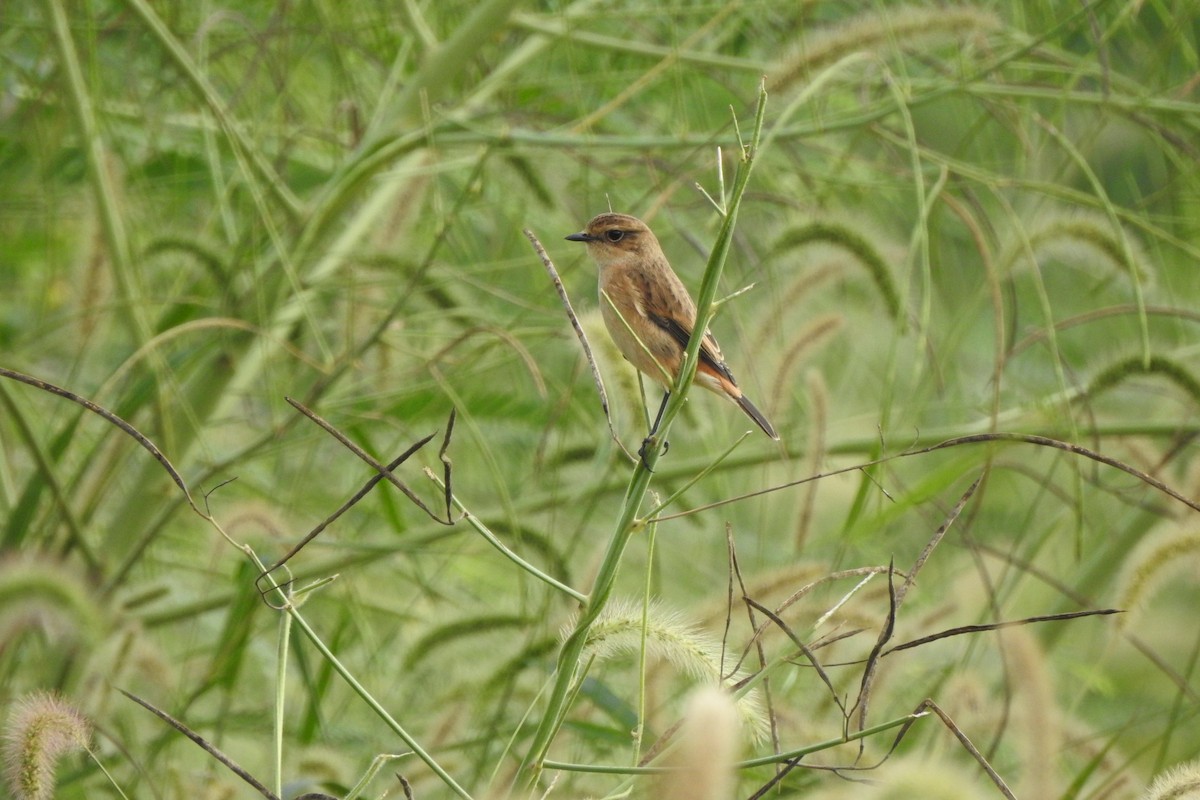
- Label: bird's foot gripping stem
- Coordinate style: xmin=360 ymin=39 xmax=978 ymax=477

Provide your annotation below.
xmin=637 ymin=436 xmax=669 ymax=470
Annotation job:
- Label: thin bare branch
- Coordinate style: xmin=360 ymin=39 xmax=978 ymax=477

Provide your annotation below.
xmin=0 ymin=366 xmax=196 ymax=509
xmin=851 ymin=560 xmax=898 ymax=748
xmin=728 ymin=567 xmax=896 ymax=677
xmin=972 ymin=539 xmax=1199 ymax=700
xmin=650 ymin=432 xmax=1200 ymax=523
xmin=255 ymin=428 xmax=438 ymax=600
xmin=119 ymin=689 xmax=280 ymax=800
xmin=438 ymin=407 xmax=457 ymax=521
xmin=884 ymin=608 xmax=1121 ymax=656
xmin=726 ymin=526 xmax=782 ymax=757
xmin=256 ymin=401 xmax=455 ymax=600
xmin=524 ymin=227 xmax=634 ymax=461
xmin=743 ymin=596 xmax=847 ymax=721
xmin=855 ymin=477 xmax=981 ymax=738
xmin=286 ymin=398 xmax=451 ymax=523
xmin=913 ymin=699 xmax=1017 ymax=799
xmin=901 ymin=474 xmax=983 ymax=606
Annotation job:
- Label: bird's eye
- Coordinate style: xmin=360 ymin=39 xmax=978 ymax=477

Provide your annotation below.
xmin=605 ymin=229 xmax=625 ymax=243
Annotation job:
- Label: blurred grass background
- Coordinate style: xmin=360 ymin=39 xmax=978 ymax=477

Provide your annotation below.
xmin=2 ymin=0 xmax=1199 ymax=797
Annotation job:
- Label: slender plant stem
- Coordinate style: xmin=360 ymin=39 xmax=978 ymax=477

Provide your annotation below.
xmin=256 ymin=565 xmax=475 ymax=800
xmin=273 ymin=595 xmax=292 ymax=799
xmin=540 ymin=710 xmax=923 ymax=775
xmin=427 ymin=469 xmax=588 ymax=603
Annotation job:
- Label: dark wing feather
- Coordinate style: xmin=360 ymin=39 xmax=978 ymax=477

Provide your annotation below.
xmin=648 ymin=313 xmax=736 ymax=384
xmin=650 ymin=312 xmax=780 ymax=440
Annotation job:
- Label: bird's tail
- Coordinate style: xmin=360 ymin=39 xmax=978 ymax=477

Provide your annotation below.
xmin=735 ymin=393 xmax=779 ymax=441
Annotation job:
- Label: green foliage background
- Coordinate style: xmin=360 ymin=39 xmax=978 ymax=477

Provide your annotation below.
xmin=2 ymin=0 xmax=1199 ymax=798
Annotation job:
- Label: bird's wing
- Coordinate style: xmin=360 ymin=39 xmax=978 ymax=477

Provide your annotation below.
xmin=647 ymin=313 xmax=737 ymax=386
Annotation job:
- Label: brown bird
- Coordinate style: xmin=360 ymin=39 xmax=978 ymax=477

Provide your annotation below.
xmin=566 ymin=212 xmax=779 ymax=445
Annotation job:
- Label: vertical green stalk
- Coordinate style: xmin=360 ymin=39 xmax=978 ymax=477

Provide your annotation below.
xmin=632 ymin=515 xmax=659 ymax=766
xmin=519 ymin=82 xmax=769 ymax=786
xmin=44 ymin=0 xmax=147 ymax=348
xmin=273 ymin=597 xmax=293 ymax=799
xmin=253 ymin=559 xmax=474 ymax=800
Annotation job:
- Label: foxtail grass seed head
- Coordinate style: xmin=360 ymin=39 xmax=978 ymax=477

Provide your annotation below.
xmin=3 ymin=692 xmax=91 ymax=800
xmin=1114 ymin=524 xmax=1200 ymax=631
xmin=572 ymin=600 xmax=768 ymax=743
xmin=1143 ymin=760 xmax=1200 ymax=800
xmin=769 ymin=5 xmax=999 ymax=90
xmin=0 ymin=554 xmax=107 ymax=650
xmin=658 ymin=686 xmax=740 ymax=800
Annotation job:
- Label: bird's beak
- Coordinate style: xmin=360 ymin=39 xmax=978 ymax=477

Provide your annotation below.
xmin=565 ymin=232 xmax=592 ymax=242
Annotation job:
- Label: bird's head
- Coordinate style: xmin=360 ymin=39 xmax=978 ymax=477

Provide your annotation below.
xmin=565 ymin=213 xmax=658 ymax=267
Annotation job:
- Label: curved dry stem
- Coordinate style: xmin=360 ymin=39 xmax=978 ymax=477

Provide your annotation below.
xmin=525 ymin=228 xmax=634 ymax=461
xmin=0 ymin=367 xmax=196 ymax=512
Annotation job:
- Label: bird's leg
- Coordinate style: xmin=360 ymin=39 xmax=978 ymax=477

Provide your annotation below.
xmin=648 ymin=390 xmax=670 ymax=441
xmin=638 ymin=391 xmax=671 ymax=468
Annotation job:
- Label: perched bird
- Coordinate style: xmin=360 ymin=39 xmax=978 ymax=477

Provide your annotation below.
xmin=565 ymin=212 xmax=779 ymax=444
